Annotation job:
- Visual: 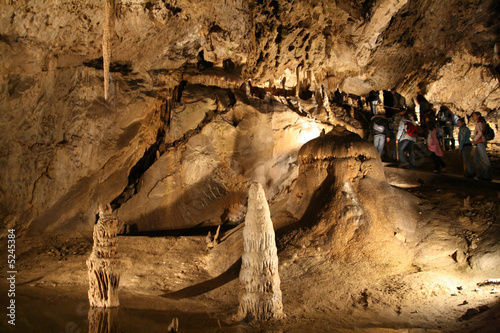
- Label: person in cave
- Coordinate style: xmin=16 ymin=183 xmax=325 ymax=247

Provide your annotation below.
xmin=471 ymin=111 xmax=493 ymax=181
xmin=391 ymin=88 xmax=407 ymax=113
xmin=424 ymin=114 xmax=446 ymax=173
xmin=366 ymin=90 xmax=381 ymax=115
xmin=416 ymin=94 xmax=431 ymax=125
xmin=457 ymin=117 xmax=475 ymax=178
xmin=423 ymin=103 xmax=437 ymax=123
xmin=388 ymin=109 xmax=405 ymax=161
xmin=369 ymin=109 xmax=391 ymax=158
xmin=382 ymin=90 xmax=395 ymax=118
xmin=396 ymin=113 xmax=417 ymax=170
xmin=437 ymin=105 xmax=455 ymax=150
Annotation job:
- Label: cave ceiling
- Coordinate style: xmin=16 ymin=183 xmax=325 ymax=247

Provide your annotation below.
xmin=3 ymin=0 xmax=499 ymax=102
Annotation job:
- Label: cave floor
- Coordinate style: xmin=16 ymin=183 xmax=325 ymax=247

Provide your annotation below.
xmin=2 ymin=149 xmax=500 ymax=333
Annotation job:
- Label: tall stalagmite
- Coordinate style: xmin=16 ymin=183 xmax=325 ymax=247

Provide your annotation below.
xmin=87 ymin=204 xmax=121 ymax=308
xmin=237 ymin=182 xmax=284 ymax=321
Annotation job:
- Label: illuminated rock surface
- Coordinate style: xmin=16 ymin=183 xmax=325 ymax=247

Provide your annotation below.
xmin=1 ymin=1 xmax=500 ymax=332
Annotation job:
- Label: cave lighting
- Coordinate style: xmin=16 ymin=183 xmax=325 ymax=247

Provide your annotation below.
xmin=297 ymin=120 xmax=321 ymax=144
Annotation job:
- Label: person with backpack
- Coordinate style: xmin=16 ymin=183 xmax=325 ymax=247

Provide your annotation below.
xmin=369 ymin=111 xmax=391 ymax=157
xmin=457 ymin=117 xmax=475 ymax=178
xmin=471 ymin=111 xmax=492 ymax=181
xmin=437 ymin=105 xmax=455 ymax=150
xmin=396 ymin=113 xmax=418 ymax=170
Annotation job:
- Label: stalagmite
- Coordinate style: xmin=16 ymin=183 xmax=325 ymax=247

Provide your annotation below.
xmin=87 ymin=204 xmax=121 ymax=308
xmin=237 ymin=182 xmax=284 ymax=321
xmin=103 ymin=0 xmax=115 ymax=101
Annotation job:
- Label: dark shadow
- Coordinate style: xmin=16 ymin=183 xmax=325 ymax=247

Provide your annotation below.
xmin=275 ymin=172 xmax=336 ymax=251
xmin=162 ymin=258 xmax=241 ymax=300
xmin=125 ymin=224 xmax=238 ymax=237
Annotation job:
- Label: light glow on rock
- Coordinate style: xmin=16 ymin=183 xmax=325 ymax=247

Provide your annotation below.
xmin=297 ymin=120 xmax=321 ymax=145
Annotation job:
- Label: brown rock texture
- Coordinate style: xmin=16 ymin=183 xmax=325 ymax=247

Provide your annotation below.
xmin=0 ymin=0 xmax=499 ymax=237
xmin=290 ymin=127 xmax=417 ymax=267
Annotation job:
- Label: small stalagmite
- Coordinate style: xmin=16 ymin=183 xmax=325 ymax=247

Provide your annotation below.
xmin=87 ymin=204 xmax=121 ymax=308
xmin=237 ymin=182 xmax=284 ymax=321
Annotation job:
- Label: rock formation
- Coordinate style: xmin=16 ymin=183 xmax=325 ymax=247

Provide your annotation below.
xmin=0 ymin=0 xmax=498 ymax=242
xmin=237 ymin=182 xmax=284 ymax=321
xmin=289 ymin=127 xmax=417 ymax=267
xmin=87 ymin=204 xmax=121 ymax=308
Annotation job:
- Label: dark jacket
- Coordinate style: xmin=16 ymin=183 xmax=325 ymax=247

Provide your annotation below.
xmin=437 ymin=106 xmax=454 ymax=126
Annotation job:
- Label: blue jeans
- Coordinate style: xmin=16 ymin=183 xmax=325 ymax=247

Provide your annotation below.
xmin=473 ymin=142 xmax=492 ymax=180
xmin=398 ymin=140 xmax=415 ymax=169
xmin=373 ymin=135 xmax=385 ymax=156
xmin=370 ymin=102 xmax=377 ymax=115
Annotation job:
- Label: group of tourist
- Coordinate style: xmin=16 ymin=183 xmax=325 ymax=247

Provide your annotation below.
xmin=367 ymin=91 xmax=493 ymax=181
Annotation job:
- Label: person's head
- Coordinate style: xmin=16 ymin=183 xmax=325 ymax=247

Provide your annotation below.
xmin=472 ymin=111 xmax=481 ymax=121
xmin=457 ymin=117 xmax=466 ymax=127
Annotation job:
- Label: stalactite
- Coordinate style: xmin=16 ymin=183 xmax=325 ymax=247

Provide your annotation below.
xmin=103 ymin=0 xmax=115 ymax=101
xmin=87 ymin=204 xmax=121 ymax=308
xmin=237 ymin=182 xmax=284 ymax=322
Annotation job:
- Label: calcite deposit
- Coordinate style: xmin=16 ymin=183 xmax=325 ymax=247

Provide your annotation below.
xmin=87 ymin=205 xmax=121 ymax=308
xmin=237 ymin=182 xmax=284 ymax=322
xmin=290 ymin=127 xmax=417 ymax=266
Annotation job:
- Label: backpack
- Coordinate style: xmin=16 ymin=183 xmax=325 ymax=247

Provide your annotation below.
xmin=373 ymin=122 xmax=385 ymax=133
xmin=405 ymin=122 xmax=418 ymax=137
xmin=484 ymin=122 xmax=495 ymax=141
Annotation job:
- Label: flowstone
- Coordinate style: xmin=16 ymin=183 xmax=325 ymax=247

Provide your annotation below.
xmin=87 ymin=204 xmax=121 ymax=308
xmin=236 ymin=182 xmax=284 ymax=321
xmin=288 ymin=127 xmax=417 ymax=267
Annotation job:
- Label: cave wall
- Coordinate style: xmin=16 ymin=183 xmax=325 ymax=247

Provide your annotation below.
xmin=0 ymin=0 xmax=499 ymax=236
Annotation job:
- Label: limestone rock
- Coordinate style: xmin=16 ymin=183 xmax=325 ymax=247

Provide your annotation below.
xmin=115 ymin=86 xmax=331 ymax=232
xmin=289 ymin=127 xmax=417 ymax=268
xmin=1 ymin=0 xmax=499 ymax=238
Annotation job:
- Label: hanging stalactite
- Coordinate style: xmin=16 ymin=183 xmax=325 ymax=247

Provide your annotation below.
xmin=103 ymin=0 xmax=115 ymax=101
